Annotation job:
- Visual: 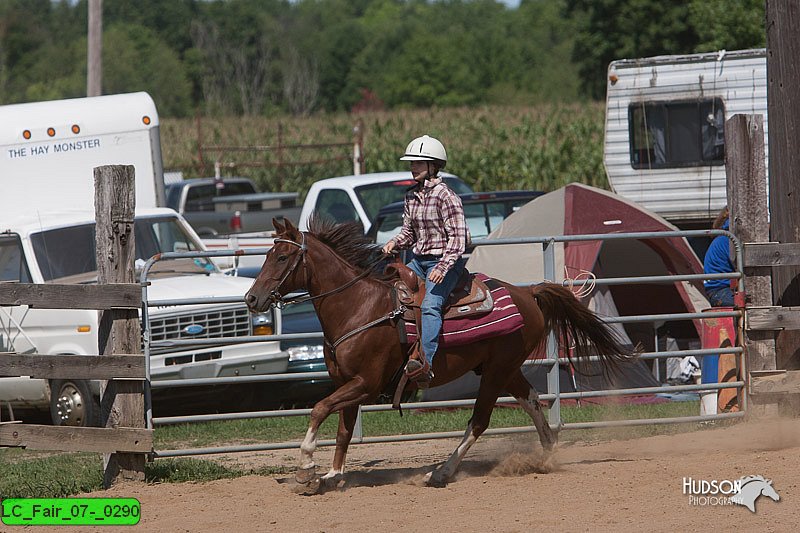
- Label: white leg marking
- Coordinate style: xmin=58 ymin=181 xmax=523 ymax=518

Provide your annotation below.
xmin=428 ymin=423 xmax=477 ymax=484
xmin=299 ymin=427 xmax=318 ymax=469
xmin=322 ymin=466 xmax=344 ymax=480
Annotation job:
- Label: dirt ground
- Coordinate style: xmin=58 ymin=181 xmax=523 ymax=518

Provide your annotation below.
xmin=17 ymin=417 xmax=800 ymax=532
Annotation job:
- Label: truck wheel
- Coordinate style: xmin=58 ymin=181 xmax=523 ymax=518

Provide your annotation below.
xmin=49 ymin=379 xmax=101 ymax=427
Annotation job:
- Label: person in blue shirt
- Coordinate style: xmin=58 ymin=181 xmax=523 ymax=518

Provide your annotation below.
xmin=703 ymin=207 xmax=735 ymax=307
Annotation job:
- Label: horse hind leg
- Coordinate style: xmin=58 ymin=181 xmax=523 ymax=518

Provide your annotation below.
xmin=425 ymin=372 xmax=504 ymax=487
xmin=506 ymin=369 xmax=557 ymax=452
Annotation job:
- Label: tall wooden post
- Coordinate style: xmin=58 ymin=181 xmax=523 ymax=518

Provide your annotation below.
xmin=767 ymin=0 xmax=800 ymax=370
xmin=726 ymin=115 xmax=777 ymax=415
xmin=87 ymin=0 xmax=102 ymax=97
xmin=95 ymin=165 xmax=145 ymax=486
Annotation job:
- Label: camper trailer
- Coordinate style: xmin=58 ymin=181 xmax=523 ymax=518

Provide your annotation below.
xmin=604 ymin=49 xmax=767 ymax=229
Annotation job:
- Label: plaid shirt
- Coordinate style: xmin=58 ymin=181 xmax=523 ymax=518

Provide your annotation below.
xmin=391 ymin=177 xmax=469 ymax=277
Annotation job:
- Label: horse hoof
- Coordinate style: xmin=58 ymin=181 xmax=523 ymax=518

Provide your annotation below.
xmin=293 ymin=466 xmax=322 ymax=495
xmin=423 ymin=470 xmax=448 ymax=488
xmin=296 ymin=465 xmax=317 ymax=484
xmin=321 ymin=472 xmax=344 ymax=489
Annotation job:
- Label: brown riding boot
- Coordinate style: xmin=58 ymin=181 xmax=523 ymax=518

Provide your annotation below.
xmin=405 ymin=358 xmax=433 ymax=389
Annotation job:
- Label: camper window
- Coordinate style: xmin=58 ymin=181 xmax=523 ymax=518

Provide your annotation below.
xmin=629 ymin=98 xmax=725 ymax=169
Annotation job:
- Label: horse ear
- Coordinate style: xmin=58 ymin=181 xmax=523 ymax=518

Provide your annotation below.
xmin=272 ymin=217 xmax=286 ymax=234
xmin=284 ymin=217 xmax=301 ymax=239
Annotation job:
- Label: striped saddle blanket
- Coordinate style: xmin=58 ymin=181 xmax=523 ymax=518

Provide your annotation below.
xmin=404 ymin=274 xmax=524 ymax=347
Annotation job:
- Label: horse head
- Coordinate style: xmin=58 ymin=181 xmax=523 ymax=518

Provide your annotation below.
xmin=245 ymin=217 xmax=308 ymax=312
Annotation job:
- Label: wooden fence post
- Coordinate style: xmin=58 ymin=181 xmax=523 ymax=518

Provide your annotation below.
xmin=725 ymin=114 xmax=778 ymax=414
xmin=767 ymin=0 xmax=800 ymax=370
xmin=95 ymin=165 xmax=145 ymax=486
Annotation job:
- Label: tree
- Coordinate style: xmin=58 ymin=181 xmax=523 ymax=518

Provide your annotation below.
xmin=282 ymin=46 xmax=319 ymax=116
xmin=103 ymin=23 xmax=192 ymax=116
xmin=568 ymin=0 xmax=700 ymax=100
xmin=688 ymin=0 xmax=765 ymax=52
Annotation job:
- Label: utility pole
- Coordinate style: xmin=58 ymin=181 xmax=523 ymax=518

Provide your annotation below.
xmin=766 ymin=0 xmax=800 ymax=370
xmin=87 ymin=0 xmax=102 ymax=97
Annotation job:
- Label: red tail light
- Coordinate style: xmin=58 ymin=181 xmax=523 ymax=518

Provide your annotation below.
xmin=230 ymin=211 xmax=242 ymax=232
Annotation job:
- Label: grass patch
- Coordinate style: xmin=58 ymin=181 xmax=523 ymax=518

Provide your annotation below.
xmin=0 ymin=454 xmax=287 ymax=499
xmin=155 ymin=400 xmax=707 ymax=451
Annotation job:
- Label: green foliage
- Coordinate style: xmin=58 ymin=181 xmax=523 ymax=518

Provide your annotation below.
xmin=0 ymin=0 xmax=767 ymax=113
xmin=688 ymin=0 xmax=766 ymax=52
xmin=569 ymin=0 xmax=701 ymax=99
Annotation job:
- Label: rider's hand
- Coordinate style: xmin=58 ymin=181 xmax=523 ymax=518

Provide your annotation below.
xmin=382 ymin=240 xmax=396 ymax=255
xmin=428 ymin=269 xmax=445 ymax=284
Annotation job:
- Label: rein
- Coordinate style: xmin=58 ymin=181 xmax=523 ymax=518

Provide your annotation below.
xmin=269 ymin=232 xmax=406 ymax=357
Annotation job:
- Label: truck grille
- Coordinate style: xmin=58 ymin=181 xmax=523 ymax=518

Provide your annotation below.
xmin=148 ymin=306 xmax=251 ymax=350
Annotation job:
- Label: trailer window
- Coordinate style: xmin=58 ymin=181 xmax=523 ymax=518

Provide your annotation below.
xmin=0 ymin=234 xmax=32 ymax=283
xmin=629 ymin=98 xmax=725 ymax=169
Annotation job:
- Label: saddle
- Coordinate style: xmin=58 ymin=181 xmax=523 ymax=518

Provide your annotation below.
xmin=387 ymin=263 xmax=493 ymax=320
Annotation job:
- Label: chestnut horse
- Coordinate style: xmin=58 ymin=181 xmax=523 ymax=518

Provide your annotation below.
xmin=245 ymin=216 xmax=633 ymax=492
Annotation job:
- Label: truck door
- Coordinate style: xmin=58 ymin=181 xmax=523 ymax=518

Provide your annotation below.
xmin=0 ymin=233 xmax=35 ymax=353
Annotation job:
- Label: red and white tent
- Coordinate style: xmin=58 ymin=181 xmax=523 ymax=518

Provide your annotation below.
xmin=466 ymin=182 xmax=710 ymax=348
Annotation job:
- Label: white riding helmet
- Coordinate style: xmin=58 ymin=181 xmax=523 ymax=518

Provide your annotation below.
xmin=399 ymin=135 xmax=447 ymax=168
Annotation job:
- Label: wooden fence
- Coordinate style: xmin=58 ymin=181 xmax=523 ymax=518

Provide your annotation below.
xmin=727 ymin=114 xmax=800 ymax=404
xmin=0 ymin=165 xmax=151 ymax=486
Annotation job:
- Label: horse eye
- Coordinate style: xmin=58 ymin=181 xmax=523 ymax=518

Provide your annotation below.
xmin=277 ymin=255 xmax=288 ymax=262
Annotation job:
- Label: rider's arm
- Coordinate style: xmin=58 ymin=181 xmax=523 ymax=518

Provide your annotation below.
xmin=433 ymin=190 xmax=467 ymax=278
xmin=390 ymin=198 xmax=415 ymax=250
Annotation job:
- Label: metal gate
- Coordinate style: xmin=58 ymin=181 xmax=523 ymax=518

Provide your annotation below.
xmin=140 ymin=229 xmax=745 ymax=458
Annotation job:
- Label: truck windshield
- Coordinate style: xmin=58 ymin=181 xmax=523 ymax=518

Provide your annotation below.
xmin=355 ymin=177 xmax=472 ymax=223
xmin=31 ymin=217 xmax=214 ymax=283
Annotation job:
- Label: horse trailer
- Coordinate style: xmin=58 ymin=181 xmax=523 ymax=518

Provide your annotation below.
xmin=604 ymin=48 xmax=767 ymax=229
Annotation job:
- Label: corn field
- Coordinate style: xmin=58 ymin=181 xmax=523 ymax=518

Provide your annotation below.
xmin=160 ymin=102 xmax=608 ymax=197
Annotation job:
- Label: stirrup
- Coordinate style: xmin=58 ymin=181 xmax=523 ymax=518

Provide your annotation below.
xmin=405 ymin=359 xmax=433 ymax=388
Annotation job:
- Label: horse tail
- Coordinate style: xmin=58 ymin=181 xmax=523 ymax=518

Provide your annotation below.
xmin=531 ymin=283 xmax=636 ymax=378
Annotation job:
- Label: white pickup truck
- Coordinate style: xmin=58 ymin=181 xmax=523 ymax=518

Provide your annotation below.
xmin=0 ymin=92 xmax=285 ymax=426
xmin=298 ymin=171 xmax=472 ymax=233
xmin=209 ymin=171 xmax=474 ymax=271
xmin=0 ymin=209 xmax=285 ymax=426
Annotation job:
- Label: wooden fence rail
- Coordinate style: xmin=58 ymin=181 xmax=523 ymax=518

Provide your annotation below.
xmin=0 ymin=283 xmax=140 ymax=309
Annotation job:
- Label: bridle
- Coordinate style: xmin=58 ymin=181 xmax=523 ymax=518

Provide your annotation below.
xmin=266 ymin=231 xmax=407 ymax=358
xmin=266 ymin=231 xmax=387 ymax=308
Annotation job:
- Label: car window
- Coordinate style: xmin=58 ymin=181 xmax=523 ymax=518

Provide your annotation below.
xmin=444 ymin=178 xmax=473 ymax=195
xmin=485 ymin=202 xmax=507 ymax=234
xmin=375 ymin=211 xmax=404 ymax=244
xmin=464 ymin=203 xmax=489 ymax=239
xmin=315 ymin=189 xmax=361 ymax=224
xmin=0 ymin=233 xmax=32 ymax=283
xmin=185 ymin=182 xmax=256 ymax=212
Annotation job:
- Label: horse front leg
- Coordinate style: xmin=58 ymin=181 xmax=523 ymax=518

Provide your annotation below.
xmin=320 ymin=405 xmax=359 ymax=489
xmin=295 ymin=378 xmax=369 ymax=494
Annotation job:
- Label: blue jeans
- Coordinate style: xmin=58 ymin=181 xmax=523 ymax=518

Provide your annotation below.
xmin=407 ymin=255 xmax=467 ymax=366
xmin=706 ymin=286 xmax=734 ymax=307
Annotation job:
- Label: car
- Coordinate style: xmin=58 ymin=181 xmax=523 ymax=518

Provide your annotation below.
xmin=367 ymin=190 xmax=545 ymax=245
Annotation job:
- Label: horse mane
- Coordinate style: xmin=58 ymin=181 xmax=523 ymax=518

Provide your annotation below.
xmin=306 ymin=212 xmax=393 ymax=282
